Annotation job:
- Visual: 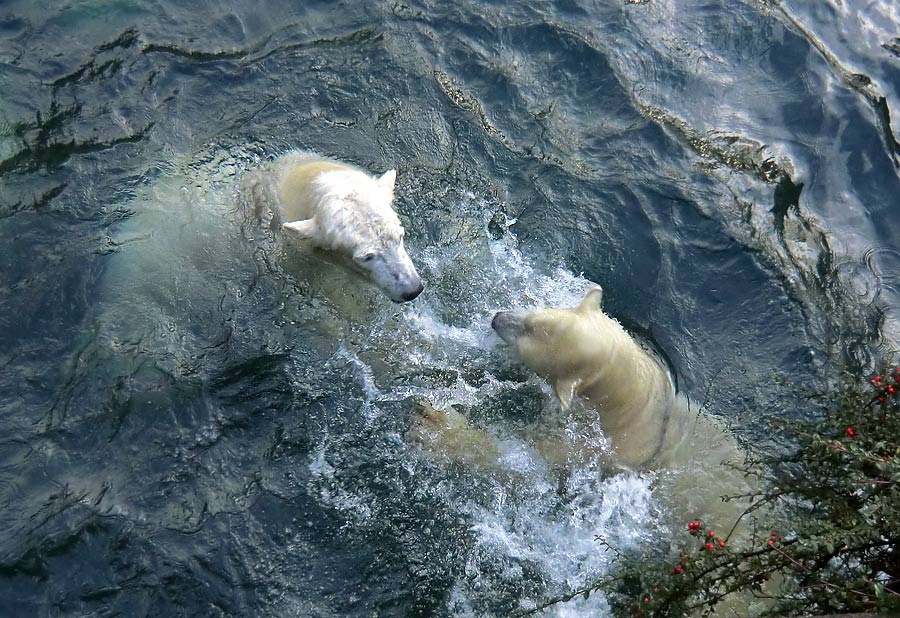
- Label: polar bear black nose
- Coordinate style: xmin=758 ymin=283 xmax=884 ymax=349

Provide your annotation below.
xmin=401 ymin=282 xmax=424 ymax=302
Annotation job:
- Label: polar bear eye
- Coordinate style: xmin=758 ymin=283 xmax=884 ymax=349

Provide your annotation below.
xmin=361 ymin=253 xmax=376 ymax=263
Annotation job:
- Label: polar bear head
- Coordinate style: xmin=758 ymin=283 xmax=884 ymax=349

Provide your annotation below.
xmin=491 ymin=287 xmax=635 ymax=408
xmin=283 ymin=168 xmax=424 ymax=303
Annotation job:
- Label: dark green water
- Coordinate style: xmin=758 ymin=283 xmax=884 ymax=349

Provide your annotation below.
xmin=1 ymin=1 xmax=899 ymax=616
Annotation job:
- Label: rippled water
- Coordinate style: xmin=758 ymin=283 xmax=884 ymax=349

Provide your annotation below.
xmin=1 ymin=1 xmax=899 ymax=616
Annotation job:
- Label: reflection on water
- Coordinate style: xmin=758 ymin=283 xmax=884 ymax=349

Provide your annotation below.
xmin=1 ymin=0 xmax=899 ymax=615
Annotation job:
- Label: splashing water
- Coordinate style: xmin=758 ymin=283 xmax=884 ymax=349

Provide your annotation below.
xmin=296 ymin=190 xmax=664 ymax=614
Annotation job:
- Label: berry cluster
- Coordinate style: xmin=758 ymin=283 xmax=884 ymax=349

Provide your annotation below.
xmin=687 ymin=522 xmax=725 ymax=544
xmin=670 ymin=522 xmax=727 ymax=575
xmin=632 ymin=522 xmax=734 ymax=615
xmin=847 ymin=367 xmax=900 ymax=439
xmin=633 ymin=586 xmax=661 ymax=615
xmin=868 ymin=368 xmax=900 ymax=403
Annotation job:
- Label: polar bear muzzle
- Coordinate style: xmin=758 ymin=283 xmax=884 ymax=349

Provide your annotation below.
xmin=357 ymin=243 xmax=424 ymax=303
xmin=491 ymin=311 xmax=527 ymax=343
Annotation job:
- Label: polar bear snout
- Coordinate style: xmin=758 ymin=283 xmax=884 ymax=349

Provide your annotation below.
xmin=362 ymin=244 xmax=424 ymax=303
xmin=390 ymin=275 xmax=424 ymax=303
xmin=491 ymin=311 xmax=526 ymax=343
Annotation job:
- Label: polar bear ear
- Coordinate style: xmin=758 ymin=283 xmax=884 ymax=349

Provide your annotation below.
xmin=378 ymin=169 xmax=397 ymax=190
xmin=553 ymin=378 xmax=581 ymax=410
xmin=282 ymin=218 xmax=319 ymax=240
xmin=577 ymin=287 xmax=603 ymax=314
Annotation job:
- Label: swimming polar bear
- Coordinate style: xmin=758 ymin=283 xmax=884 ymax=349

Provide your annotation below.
xmin=408 ymin=287 xmax=762 ymax=613
xmin=408 ymin=286 xmax=757 ymax=543
xmin=244 ymin=151 xmax=424 ymax=303
xmin=490 ymin=286 xmax=697 ymax=469
xmin=409 ymin=287 xmax=748 ymax=477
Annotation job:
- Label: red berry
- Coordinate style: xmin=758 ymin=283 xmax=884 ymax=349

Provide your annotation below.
xmin=705 ymin=543 xmax=714 ymax=550
xmin=846 ymin=427 xmax=855 ymax=438
xmin=672 ymin=567 xmax=683 ymax=574
xmin=889 ymin=386 xmax=895 ymax=394
xmin=719 ymin=541 xmax=726 ymax=547
xmin=708 ymin=530 xmax=715 ymax=537
xmin=767 ymin=539 xmax=775 ymax=546
xmin=770 ymin=531 xmax=778 ymax=537
xmin=876 ymin=375 xmax=883 ymax=382
xmin=643 ymin=597 xmax=649 ymax=603
xmin=879 ymin=396 xmax=886 ymax=402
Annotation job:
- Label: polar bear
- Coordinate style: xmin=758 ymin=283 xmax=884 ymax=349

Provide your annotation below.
xmin=408 ymin=286 xmax=757 ymax=568
xmin=244 ymin=151 xmax=424 ymax=303
xmin=490 ymin=286 xmax=696 ymax=468
xmin=409 ymin=287 xmax=744 ymax=474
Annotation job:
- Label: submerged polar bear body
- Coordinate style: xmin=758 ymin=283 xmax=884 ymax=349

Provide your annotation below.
xmin=246 ymin=151 xmax=423 ymax=303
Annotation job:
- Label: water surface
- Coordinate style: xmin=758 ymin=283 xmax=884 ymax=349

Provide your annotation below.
xmin=1 ymin=1 xmax=898 ymax=616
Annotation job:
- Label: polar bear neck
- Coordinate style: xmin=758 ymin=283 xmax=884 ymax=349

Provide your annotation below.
xmin=277 ymin=160 xmax=351 ymax=222
xmin=580 ymin=338 xmax=671 ymax=421
xmin=575 ymin=321 xmax=678 ymax=467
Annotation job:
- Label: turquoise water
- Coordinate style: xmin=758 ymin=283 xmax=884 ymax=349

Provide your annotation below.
xmin=1 ymin=1 xmax=899 ymax=616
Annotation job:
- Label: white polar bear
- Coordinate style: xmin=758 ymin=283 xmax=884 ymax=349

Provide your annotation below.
xmin=489 ymin=282 xmax=771 ymax=597
xmin=490 ymin=286 xmax=716 ymax=468
xmin=409 ymin=287 xmax=746 ymax=474
xmin=408 ymin=286 xmax=758 ymax=559
xmin=244 ymin=151 xmax=424 ymax=303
